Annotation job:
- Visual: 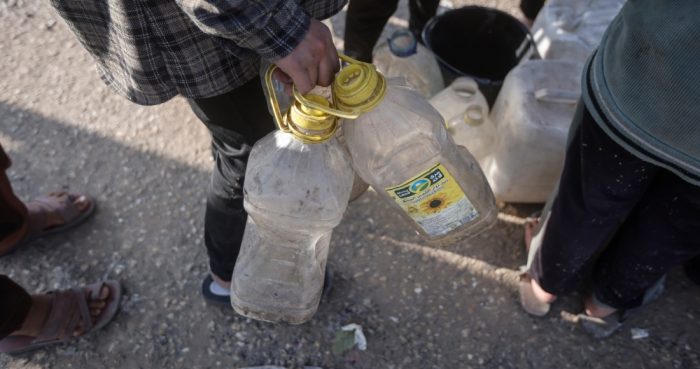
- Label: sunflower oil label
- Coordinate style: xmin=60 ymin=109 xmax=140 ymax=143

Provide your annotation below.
xmin=385 ymin=163 xmax=478 ymax=237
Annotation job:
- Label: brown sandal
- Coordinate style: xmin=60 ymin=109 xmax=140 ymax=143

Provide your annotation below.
xmin=2 ymin=192 xmax=96 ymax=256
xmin=0 ymin=280 xmax=121 ymax=355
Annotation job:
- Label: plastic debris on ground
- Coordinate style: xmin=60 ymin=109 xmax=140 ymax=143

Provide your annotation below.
xmin=333 ymin=323 xmax=367 ymax=354
xmin=631 ymin=328 xmax=650 ymax=340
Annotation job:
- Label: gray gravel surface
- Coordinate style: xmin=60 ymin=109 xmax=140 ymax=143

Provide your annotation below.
xmin=1 ymin=0 xmax=699 ymax=368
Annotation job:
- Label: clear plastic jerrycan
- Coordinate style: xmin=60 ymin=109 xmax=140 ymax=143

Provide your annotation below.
xmin=373 ymin=30 xmax=444 ymax=98
xmin=531 ymin=0 xmax=624 ymax=62
xmin=230 ymin=68 xmax=354 ymax=324
xmin=484 ymin=59 xmax=582 ymax=203
xmin=430 ymin=77 xmax=494 ymax=165
xmin=330 ymin=55 xmax=497 ymax=245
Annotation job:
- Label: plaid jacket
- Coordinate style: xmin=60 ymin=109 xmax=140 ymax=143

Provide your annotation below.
xmin=50 ymin=0 xmax=347 ymax=105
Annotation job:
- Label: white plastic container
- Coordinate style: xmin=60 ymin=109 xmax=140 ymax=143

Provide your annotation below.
xmin=373 ymin=30 xmax=445 ymax=98
xmin=531 ymin=0 xmax=624 ymax=63
xmin=332 ymin=59 xmax=497 ymax=245
xmin=231 ymin=88 xmax=354 ymax=324
xmin=485 ymin=60 xmax=583 ymax=203
xmin=430 ymin=77 xmax=494 ymax=165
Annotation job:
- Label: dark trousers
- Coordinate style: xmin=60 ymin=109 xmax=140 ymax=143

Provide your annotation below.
xmin=0 ymin=276 xmax=31 ymax=340
xmin=0 ymin=145 xmax=33 ymax=340
xmin=529 ymin=103 xmax=700 ymax=310
xmin=520 ymin=0 xmax=545 ymax=20
xmin=344 ymin=0 xmax=440 ymax=62
xmin=187 ymin=77 xmax=276 ymax=282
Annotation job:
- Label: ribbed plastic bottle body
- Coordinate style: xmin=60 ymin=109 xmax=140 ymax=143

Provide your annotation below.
xmin=231 ymin=130 xmax=354 ymax=324
xmin=373 ymin=43 xmax=444 ymax=98
xmin=342 ymin=82 xmax=497 ymax=245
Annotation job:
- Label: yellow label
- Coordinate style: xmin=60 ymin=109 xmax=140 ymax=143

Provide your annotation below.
xmin=385 ymin=163 xmax=478 ymax=237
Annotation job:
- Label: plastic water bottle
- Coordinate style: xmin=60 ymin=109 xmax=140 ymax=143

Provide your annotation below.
xmin=331 ymin=55 xmax=497 ymax=245
xmin=230 ymin=69 xmax=354 ymax=324
xmin=430 ymin=77 xmax=494 ymax=165
xmin=373 ymin=30 xmax=444 ymax=98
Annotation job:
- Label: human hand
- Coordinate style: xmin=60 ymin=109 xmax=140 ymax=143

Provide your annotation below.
xmin=274 ymin=18 xmax=339 ymax=95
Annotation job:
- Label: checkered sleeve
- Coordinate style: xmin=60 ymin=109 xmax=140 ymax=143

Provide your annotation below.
xmin=175 ymin=0 xmax=310 ymax=61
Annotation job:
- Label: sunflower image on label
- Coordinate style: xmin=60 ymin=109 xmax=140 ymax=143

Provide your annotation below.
xmin=385 ymin=163 xmax=479 ymax=237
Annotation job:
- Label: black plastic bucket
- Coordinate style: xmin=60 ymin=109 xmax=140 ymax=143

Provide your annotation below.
xmin=423 ymin=6 xmax=537 ymax=106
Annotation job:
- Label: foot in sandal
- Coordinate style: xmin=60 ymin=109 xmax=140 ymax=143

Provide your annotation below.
xmin=0 ymin=280 xmax=121 ymax=355
xmin=1 ymin=191 xmax=96 ymax=256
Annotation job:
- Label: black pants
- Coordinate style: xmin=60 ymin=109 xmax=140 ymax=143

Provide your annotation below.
xmin=520 ymin=0 xmax=545 ymax=20
xmin=0 ymin=276 xmax=31 ymax=340
xmin=0 ymin=146 xmax=32 ymax=340
xmin=187 ymin=78 xmax=276 ymax=282
xmin=529 ymin=103 xmax=700 ymax=310
xmin=344 ymin=0 xmax=440 ymax=62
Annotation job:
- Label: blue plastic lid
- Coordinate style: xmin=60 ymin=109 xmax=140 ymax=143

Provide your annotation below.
xmin=388 ymin=30 xmax=418 ymax=57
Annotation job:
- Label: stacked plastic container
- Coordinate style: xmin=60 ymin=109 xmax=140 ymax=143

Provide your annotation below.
xmin=483 ymin=60 xmax=582 ymax=203
xmin=475 ymin=0 xmax=624 ymax=203
xmin=430 ymin=77 xmax=493 ymax=167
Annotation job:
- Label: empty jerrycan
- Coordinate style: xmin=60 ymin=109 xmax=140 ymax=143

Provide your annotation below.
xmin=531 ymin=0 xmax=624 ymax=62
xmin=328 ymin=55 xmax=497 ymax=245
xmin=485 ymin=59 xmax=583 ymax=203
xmin=373 ymin=30 xmax=444 ymax=98
xmin=230 ymin=67 xmax=354 ymax=324
xmin=430 ymin=77 xmax=494 ymax=165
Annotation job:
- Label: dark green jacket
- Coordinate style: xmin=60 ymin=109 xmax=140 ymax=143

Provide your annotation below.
xmin=584 ymin=0 xmax=700 ymax=185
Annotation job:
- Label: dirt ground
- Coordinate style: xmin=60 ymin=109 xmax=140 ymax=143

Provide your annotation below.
xmin=1 ymin=0 xmax=699 ymax=368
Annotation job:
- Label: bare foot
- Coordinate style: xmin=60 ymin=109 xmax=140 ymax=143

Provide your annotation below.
xmin=523 ymin=218 xmax=539 ymax=253
xmin=584 ymin=295 xmax=617 ymax=318
xmin=11 ymin=285 xmax=111 ymax=338
xmin=530 ymin=278 xmax=557 ymax=304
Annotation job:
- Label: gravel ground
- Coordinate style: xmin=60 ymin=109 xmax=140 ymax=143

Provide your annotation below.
xmin=1 ymin=0 xmax=699 ymax=368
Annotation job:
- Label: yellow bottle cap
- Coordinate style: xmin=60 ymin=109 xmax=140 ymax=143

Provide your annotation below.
xmin=287 ymin=94 xmax=337 ymax=143
xmin=333 ymin=63 xmax=387 ymax=114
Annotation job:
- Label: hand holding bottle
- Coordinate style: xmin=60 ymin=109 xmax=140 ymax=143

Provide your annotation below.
xmin=275 ymin=19 xmax=339 ymax=94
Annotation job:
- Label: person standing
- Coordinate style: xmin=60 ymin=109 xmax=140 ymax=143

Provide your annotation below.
xmin=519 ymin=0 xmax=700 ymax=338
xmin=0 ymin=144 xmax=120 ymax=354
xmin=48 ymin=0 xmax=346 ymax=304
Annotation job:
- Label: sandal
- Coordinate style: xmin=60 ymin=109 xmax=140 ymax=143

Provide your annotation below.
xmin=578 ymin=311 xmax=626 ymax=339
xmin=579 ymin=276 xmax=666 ymax=339
xmin=2 ymin=192 xmax=96 ymax=256
xmin=0 ymin=280 xmax=121 ymax=355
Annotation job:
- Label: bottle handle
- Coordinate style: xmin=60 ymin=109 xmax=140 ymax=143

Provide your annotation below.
xmin=264 ymin=53 xmax=365 ymax=122
xmin=264 ymin=64 xmax=292 ymax=133
xmin=264 ymin=64 xmax=341 ymax=143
